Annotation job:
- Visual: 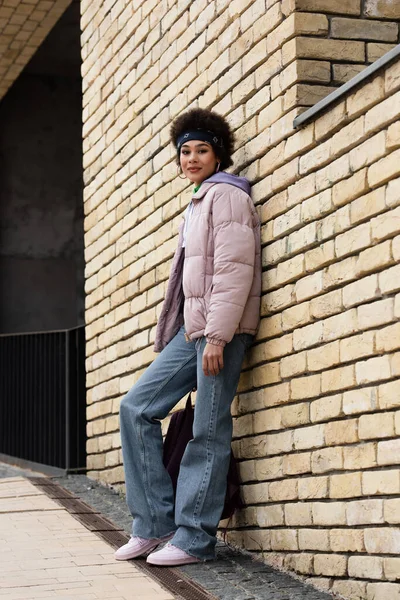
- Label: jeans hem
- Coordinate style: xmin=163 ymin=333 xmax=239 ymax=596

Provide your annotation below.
xmin=170 ymin=540 xmax=214 ymax=562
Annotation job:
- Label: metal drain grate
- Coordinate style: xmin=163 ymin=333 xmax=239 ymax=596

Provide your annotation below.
xmin=53 ymin=497 xmax=99 ymax=513
xmin=38 ymin=485 xmax=77 ymax=499
xmin=35 ymin=479 xmax=217 ymax=600
xmin=73 ymin=511 xmax=124 ymax=531
xmin=28 ymin=477 xmax=60 ymax=486
xmin=96 ymin=529 xmax=130 ymax=549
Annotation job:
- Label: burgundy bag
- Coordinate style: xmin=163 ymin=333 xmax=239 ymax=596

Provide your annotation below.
xmin=162 ymin=391 xmax=243 ymax=520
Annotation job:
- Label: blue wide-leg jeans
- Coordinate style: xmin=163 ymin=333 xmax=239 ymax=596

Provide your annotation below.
xmin=119 ymin=326 xmax=253 ymax=561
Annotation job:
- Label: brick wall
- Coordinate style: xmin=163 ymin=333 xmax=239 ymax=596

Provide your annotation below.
xmin=81 ymin=1 xmax=400 ymax=598
xmin=0 ymin=0 xmax=72 ymax=99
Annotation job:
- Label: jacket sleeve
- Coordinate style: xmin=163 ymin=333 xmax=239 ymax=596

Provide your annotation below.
xmin=204 ymin=191 xmax=255 ymax=347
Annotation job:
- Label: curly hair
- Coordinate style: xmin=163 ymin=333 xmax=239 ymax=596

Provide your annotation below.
xmin=170 ymin=108 xmax=235 ymax=171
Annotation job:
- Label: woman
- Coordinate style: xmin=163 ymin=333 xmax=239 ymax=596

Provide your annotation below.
xmin=116 ymin=108 xmax=261 ymax=566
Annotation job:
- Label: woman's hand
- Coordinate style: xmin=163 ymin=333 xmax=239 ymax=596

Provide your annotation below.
xmin=202 ymin=343 xmax=224 ymax=376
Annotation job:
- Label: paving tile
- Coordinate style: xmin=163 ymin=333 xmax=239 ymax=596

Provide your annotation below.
xmin=0 ymin=477 xmax=174 ymax=600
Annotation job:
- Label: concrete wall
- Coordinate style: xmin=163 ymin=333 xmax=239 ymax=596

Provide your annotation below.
xmin=81 ymin=1 xmax=400 ymax=598
xmin=0 ymin=0 xmax=84 ymax=334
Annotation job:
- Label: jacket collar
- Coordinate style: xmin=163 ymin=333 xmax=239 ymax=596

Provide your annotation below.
xmin=192 ymin=182 xmax=216 ymax=200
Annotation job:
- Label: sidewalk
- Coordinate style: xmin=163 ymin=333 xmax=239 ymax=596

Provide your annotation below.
xmin=0 ymin=475 xmax=174 ymax=600
xmin=0 ymin=464 xmax=335 ymax=600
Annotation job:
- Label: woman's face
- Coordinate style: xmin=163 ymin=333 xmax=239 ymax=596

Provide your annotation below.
xmin=180 ymin=140 xmax=219 ymax=184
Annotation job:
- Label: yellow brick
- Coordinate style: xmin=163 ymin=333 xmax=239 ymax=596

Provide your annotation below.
xmin=280 ymin=352 xmax=307 ymax=377
xmin=340 ymin=331 xmax=375 ymax=363
xmin=379 ymin=264 xmax=400 ymax=296
xmin=282 ymin=452 xmax=311 ymax=475
xmin=257 ymin=314 xmax=283 ymax=340
xmin=348 ymin=555 xmax=383 ymax=580
xmin=330 ymin=116 xmax=366 ymax=158
xmin=296 ymin=36 xmax=365 ymax=62
xmin=349 ymin=131 xmax=386 ymax=172
xmin=367 ymin=583 xmax=400 ymax=600
xmin=369 ymin=149 xmax=400 ymax=188
xmin=342 ymin=386 xmax=376 ymax=415
xmin=334 ymin=63 xmax=366 ymax=84
xmin=251 ymin=364 xmax=282 ymax=388
xmin=288 ymin=173 xmax=316 ymax=207
xmin=252 ymin=334 xmax=293 ymax=362
xmin=365 ymin=527 xmax=400 ymax=554
xmin=282 ymin=303 xmax=311 ymax=331
xmin=359 ymin=412 xmax=395 ymax=440
xmin=386 ymin=58 xmax=400 ymax=94
xmin=312 ymin=447 xmax=343 ymax=474
xmin=254 ymin=456 xmax=283 ymax=481
xmin=378 ymin=380 xmax=400 ymax=411
xmin=268 ymin=479 xmax=298 ymax=502
xmin=301 ymin=189 xmax=332 ymax=222
xmin=352 ymin=187 xmax=386 ymax=226
xmin=387 ymin=123 xmax=400 ymax=153
xmin=293 ymin=424 xmax=325 ymax=450
xmin=365 ymin=89 xmax=400 ymax=134
xmin=272 ymin=157 xmax=300 ymax=192
xmin=387 ymin=178 xmax=400 ymax=208
xmin=343 ymin=443 xmax=377 ymax=470
xmin=321 ymin=365 xmax=355 ymax=393
xmin=342 ymin=274 xmax=379 ymax=309
xmin=284 ymin=552 xmax=314 ymax=575
xmin=285 ymin=502 xmax=312 ymax=526
xmin=368 ymin=42 xmax=397 ymax=63
xmin=378 ymin=439 xmax=400 ymax=466
xmin=363 ymin=469 xmax=400 ymax=495
xmin=281 ymin=402 xmax=309 ymax=427
xmin=291 ymin=373 xmax=321 ymax=399
xmin=298 ymin=475 xmax=329 ymax=500
xmin=384 ymin=558 xmax=400 ymax=583
xmin=356 ymin=240 xmax=392 ymax=276
xmin=275 ymin=254 xmax=305 ymax=286
xmin=307 ymin=341 xmax=340 ymax=372
xmin=242 ymin=482 xmax=269 ymax=505
xmin=358 ymin=298 xmax=394 ymax=330
xmin=315 ymin=101 xmax=346 ymax=140
xmin=310 ymin=395 xmax=342 ymax=423
xmin=298 ymin=528 xmax=330 ymax=551
xmin=310 ymin=289 xmax=342 ymax=320
xmin=347 ymin=499 xmax=383 ymax=525
xmin=324 ymin=255 xmax=356 ymax=290
xmin=376 ymin=322 xmax=400 ymax=353
xmin=272 ymin=204 xmax=301 ymax=237
xmin=332 ymin=580 xmax=367 ymax=600
xmin=266 ymin=430 xmax=293 ymax=456
xmin=256 ymin=504 xmax=284 ymax=527
xmin=332 ymin=168 xmax=368 ymax=208
xmin=384 ymin=498 xmax=400 ymax=524
xmin=325 ymin=418 xmax=358 ymax=446
xmin=314 ymin=553 xmax=347 ymax=576
xmin=331 ymin=529 xmax=365 ymax=554
xmin=323 ymin=309 xmax=358 ymax=342
xmin=270 ymin=529 xmax=298 ymax=551
xmin=356 ymin=355 xmax=392 ymax=385
xmin=330 ymin=472 xmax=362 ymax=498
xmin=335 ymin=222 xmax=371 ymax=258
xmin=295 ymin=272 xmax=323 ymax=303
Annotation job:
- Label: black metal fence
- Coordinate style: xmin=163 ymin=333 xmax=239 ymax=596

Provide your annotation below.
xmin=0 ymin=326 xmax=86 ymax=471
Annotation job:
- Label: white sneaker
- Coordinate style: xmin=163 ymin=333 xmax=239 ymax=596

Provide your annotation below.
xmin=114 ymin=533 xmax=174 ymax=560
xmin=147 ymin=542 xmax=201 ymax=566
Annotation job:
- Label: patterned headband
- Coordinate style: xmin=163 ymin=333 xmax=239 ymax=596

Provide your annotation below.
xmin=176 ymin=130 xmax=224 ymax=152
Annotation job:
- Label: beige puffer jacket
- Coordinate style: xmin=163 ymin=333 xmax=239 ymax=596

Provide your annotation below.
xmin=154 ymin=172 xmax=261 ymax=352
